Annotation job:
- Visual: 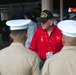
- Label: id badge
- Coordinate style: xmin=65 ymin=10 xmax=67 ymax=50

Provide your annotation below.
xmin=46 ymin=52 xmax=53 ymax=59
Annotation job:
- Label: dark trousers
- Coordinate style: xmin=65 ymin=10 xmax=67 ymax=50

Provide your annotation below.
xmin=40 ymin=58 xmax=45 ymax=69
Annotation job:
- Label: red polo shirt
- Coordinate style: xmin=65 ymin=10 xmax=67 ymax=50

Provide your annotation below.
xmin=29 ymin=26 xmax=63 ymax=60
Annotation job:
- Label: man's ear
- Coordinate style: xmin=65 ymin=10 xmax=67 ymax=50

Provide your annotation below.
xmin=62 ymin=36 xmax=65 ymax=45
xmin=23 ymin=32 xmax=28 ymax=41
xmin=10 ymin=33 xmax=13 ymax=40
xmin=26 ymin=33 xmax=28 ymax=38
xmin=24 ymin=32 xmax=28 ymax=39
xmin=50 ymin=20 xmax=53 ymax=26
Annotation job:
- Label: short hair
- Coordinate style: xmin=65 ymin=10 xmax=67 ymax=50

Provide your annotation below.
xmin=11 ymin=29 xmax=27 ymax=39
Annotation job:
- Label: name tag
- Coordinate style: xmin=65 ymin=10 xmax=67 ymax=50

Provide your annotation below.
xmin=46 ymin=52 xmax=53 ymax=59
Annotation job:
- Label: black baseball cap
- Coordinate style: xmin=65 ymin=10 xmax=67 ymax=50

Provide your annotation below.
xmin=37 ymin=10 xmax=53 ymax=23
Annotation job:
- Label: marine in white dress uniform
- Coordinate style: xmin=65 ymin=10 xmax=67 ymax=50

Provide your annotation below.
xmin=0 ymin=19 xmax=40 ymax=75
xmin=42 ymin=20 xmax=76 ymax=75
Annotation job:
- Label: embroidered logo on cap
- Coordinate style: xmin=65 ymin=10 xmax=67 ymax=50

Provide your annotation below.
xmin=40 ymin=12 xmax=48 ymax=18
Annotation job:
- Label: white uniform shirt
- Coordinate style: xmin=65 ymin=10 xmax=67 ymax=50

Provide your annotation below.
xmin=0 ymin=43 xmax=40 ymax=75
xmin=42 ymin=46 xmax=76 ymax=75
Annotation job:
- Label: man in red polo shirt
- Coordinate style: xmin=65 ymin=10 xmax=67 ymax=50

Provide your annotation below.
xmin=29 ymin=10 xmax=63 ymax=62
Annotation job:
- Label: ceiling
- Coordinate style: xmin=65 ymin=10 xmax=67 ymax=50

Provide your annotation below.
xmin=0 ymin=0 xmax=76 ymax=9
xmin=53 ymin=0 xmax=76 ymax=9
xmin=0 ymin=0 xmax=41 ymax=5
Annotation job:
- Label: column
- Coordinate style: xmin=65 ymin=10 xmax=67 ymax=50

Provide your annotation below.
xmin=41 ymin=0 xmax=53 ymax=13
xmin=60 ymin=0 xmax=63 ymax=21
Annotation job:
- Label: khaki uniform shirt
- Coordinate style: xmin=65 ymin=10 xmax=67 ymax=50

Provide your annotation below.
xmin=42 ymin=46 xmax=76 ymax=75
xmin=0 ymin=43 xmax=40 ymax=75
